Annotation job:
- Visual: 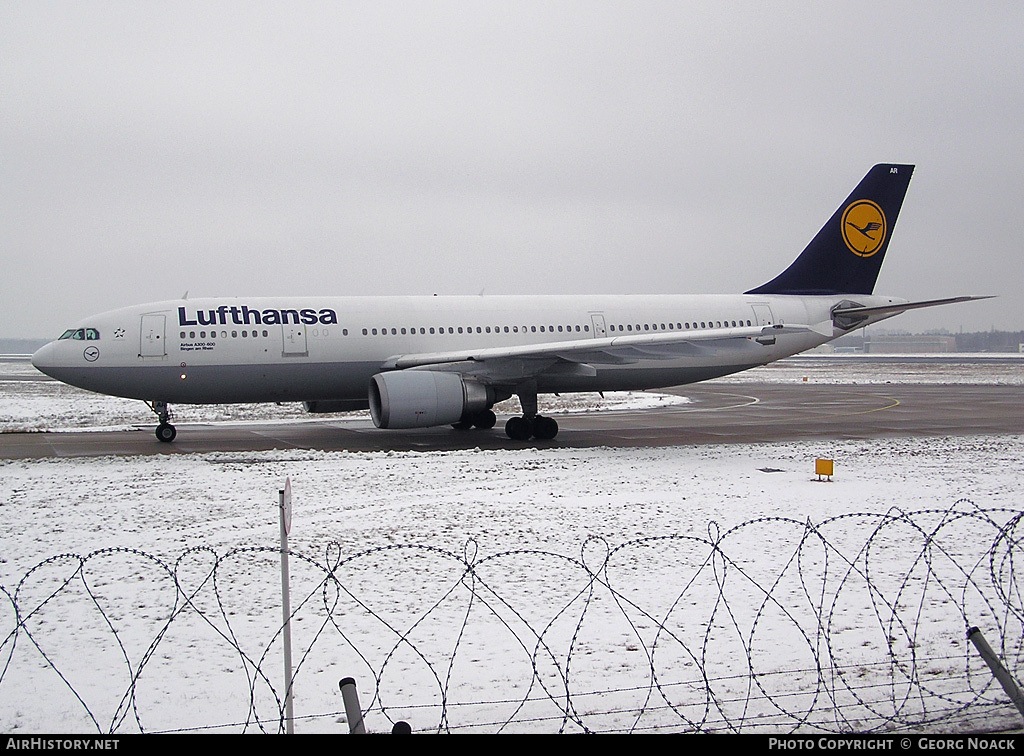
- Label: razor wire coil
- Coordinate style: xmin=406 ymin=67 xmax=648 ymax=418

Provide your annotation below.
xmin=2 ymin=499 xmax=1023 ymax=734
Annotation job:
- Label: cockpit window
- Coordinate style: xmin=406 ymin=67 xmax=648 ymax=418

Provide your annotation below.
xmin=58 ymin=328 xmax=100 ymax=341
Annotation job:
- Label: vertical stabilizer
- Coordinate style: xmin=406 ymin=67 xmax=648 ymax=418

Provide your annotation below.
xmin=746 ymin=164 xmax=914 ymax=295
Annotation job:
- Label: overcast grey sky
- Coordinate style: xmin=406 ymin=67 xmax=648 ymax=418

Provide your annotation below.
xmin=3 ymin=1 xmax=1022 ymax=338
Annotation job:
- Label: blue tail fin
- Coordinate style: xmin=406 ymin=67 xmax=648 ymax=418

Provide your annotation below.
xmin=745 ymin=164 xmax=914 ymax=296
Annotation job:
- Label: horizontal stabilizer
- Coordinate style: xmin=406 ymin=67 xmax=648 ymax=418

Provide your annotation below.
xmin=831 ymin=296 xmax=992 ymax=329
xmin=833 ymin=295 xmax=993 ymax=319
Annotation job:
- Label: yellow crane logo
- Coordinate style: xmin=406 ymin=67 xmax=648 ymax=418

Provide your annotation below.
xmin=841 ymin=199 xmax=887 ymax=257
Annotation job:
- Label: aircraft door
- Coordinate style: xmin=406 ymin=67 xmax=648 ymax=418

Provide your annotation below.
xmin=751 ymin=304 xmax=775 ymax=326
xmin=282 ymin=324 xmax=308 ymax=357
xmin=140 ymin=314 xmax=166 ymax=357
xmin=590 ymin=313 xmax=607 ymax=338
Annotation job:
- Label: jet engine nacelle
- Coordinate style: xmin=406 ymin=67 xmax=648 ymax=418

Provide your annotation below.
xmin=302 ymin=399 xmax=370 ymax=413
xmin=369 ymin=370 xmax=492 ymax=429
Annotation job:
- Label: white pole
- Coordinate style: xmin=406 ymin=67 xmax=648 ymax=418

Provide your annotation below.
xmin=280 ymin=479 xmax=295 ymax=734
xmin=339 ymin=677 xmax=366 ymax=733
xmin=968 ymin=626 xmax=1024 ymax=720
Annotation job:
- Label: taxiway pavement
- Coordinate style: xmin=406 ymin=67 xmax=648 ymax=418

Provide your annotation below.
xmin=2 ymin=382 xmax=1021 ymax=459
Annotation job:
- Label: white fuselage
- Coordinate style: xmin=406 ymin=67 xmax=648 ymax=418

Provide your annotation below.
xmin=31 ymin=292 xmax=899 ymax=406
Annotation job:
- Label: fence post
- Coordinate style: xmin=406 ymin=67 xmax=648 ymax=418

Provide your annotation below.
xmin=280 ymin=479 xmax=295 ymax=734
xmin=967 ymin=626 xmax=1024 ymax=720
xmin=339 ymin=677 xmax=366 ymax=733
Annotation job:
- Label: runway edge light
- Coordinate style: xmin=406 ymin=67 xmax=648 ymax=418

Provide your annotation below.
xmin=815 ymin=458 xmax=834 ymax=482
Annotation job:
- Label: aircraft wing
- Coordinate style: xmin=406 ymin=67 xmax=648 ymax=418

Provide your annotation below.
xmin=381 ymin=323 xmax=815 ymax=383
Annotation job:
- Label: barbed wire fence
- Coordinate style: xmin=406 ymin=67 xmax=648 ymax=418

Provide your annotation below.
xmin=2 ymin=498 xmax=1023 ymax=734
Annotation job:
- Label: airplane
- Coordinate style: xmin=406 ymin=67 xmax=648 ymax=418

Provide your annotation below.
xmin=31 ymin=164 xmax=988 ymax=443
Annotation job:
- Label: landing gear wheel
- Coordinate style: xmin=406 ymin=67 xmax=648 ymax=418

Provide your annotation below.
xmin=504 ymin=416 xmax=534 ymax=441
xmin=149 ymin=400 xmax=176 ymax=442
xmin=156 ymin=423 xmax=177 ymax=443
xmin=453 ymin=409 xmax=497 ymax=431
xmin=472 ymin=409 xmax=496 ymax=430
xmin=533 ymin=415 xmax=559 ymax=440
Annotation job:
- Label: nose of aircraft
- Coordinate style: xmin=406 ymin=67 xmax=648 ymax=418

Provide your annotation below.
xmin=31 ymin=341 xmax=58 ymax=378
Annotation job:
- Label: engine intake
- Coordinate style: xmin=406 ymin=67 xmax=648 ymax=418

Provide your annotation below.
xmin=369 ymin=371 xmax=492 ymax=429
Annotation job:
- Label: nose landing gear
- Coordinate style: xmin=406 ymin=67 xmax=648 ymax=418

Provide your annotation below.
xmin=147 ymin=400 xmax=177 ymax=443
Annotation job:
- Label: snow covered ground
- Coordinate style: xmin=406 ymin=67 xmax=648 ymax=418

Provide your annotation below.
xmin=2 ymin=356 xmax=1024 ymax=734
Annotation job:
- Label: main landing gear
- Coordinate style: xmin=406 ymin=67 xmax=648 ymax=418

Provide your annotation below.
xmin=504 ymin=381 xmax=558 ymax=441
xmin=148 ymin=400 xmax=177 ymax=443
xmin=451 ymin=382 xmax=559 ymax=441
xmin=451 ymin=409 xmax=497 ymax=431
xmin=504 ymin=414 xmax=558 ymax=441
